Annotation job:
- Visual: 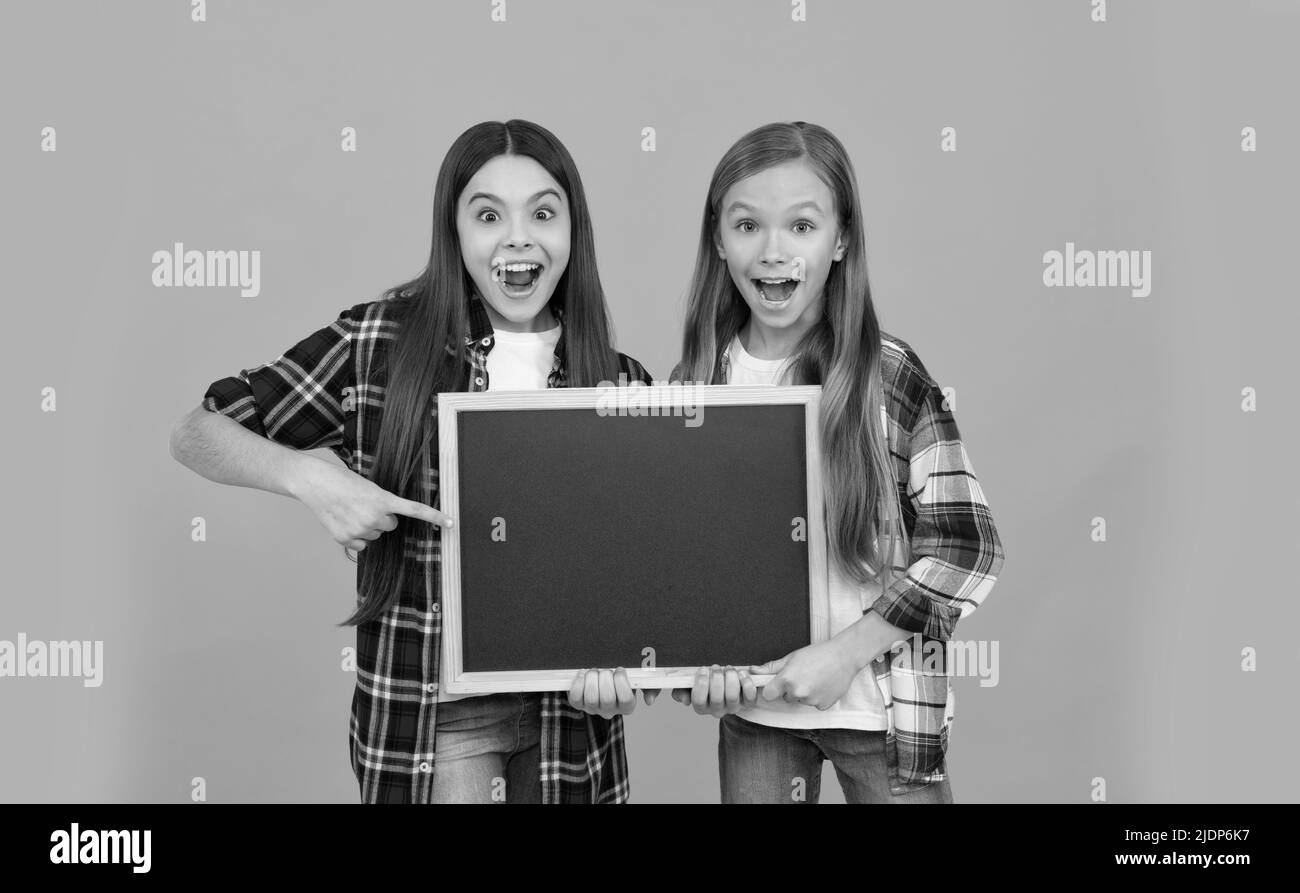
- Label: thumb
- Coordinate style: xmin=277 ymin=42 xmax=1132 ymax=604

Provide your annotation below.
xmin=755 ymin=656 xmax=790 ymax=703
xmin=749 ymin=655 xmax=789 ymax=676
xmin=760 ymin=672 xmax=788 ymax=702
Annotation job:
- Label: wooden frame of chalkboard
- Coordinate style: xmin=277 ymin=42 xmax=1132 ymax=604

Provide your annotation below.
xmin=436 ymin=384 xmax=828 ymax=693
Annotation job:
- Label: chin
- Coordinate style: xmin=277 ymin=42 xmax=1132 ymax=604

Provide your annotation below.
xmin=486 ymin=293 xmax=553 ymax=325
xmin=747 ymin=299 xmax=804 ymax=325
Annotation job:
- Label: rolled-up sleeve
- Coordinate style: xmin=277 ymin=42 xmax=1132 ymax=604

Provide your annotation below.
xmin=202 ymin=307 xmax=356 ymax=454
xmin=869 ymin=357 xmax=1005 ymax=640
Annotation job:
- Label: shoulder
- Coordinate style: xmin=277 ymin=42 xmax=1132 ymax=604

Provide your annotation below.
xmin=615 ymin=351 xmax=655 ymax=385
xmin=878 ymin=329 xmax=938 ymax=386
xmin=339 ymin=296 xmax=403 ymax=338
xmin=327 ymin=298 xmax=407 ymax=387
xmin=878 ymin=329 xmax=944 ymax=433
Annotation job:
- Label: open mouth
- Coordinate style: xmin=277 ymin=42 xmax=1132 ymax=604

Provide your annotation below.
xmin=753 ymin=277 xmax=798 ymax=306
xmin=495 ymin=260 xmax=544 ymax=297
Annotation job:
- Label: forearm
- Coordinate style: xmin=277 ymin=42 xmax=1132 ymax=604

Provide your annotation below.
xmin=169 ymin=407 xmax=317 ymax=500
xmin=833 ymin=610 xmax=912 ymax=674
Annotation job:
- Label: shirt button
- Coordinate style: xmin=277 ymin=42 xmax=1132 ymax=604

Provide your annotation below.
xmin=419 ymin=761 xmax=431 ymax=773
xmin=432 ymin=604 xmax=440 ymax=613
xmin=474 ymin=376 xmax=484 ymax=386
xmin=425 ymin=682 xmax=437 ymax=694
xmin=481 ymin=337 xmax=491 ymax=346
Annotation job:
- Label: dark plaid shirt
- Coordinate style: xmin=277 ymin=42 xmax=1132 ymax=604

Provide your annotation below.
xmin=202 ymin=295 xmax=652 ymax=803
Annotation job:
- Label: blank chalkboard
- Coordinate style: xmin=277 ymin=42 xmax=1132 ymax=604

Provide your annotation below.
xmin=437 ymin=385 xmax=827 ymax=692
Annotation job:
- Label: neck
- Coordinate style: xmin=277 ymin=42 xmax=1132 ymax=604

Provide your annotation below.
xmin=740 ymin=317 xmax=812 ymax=361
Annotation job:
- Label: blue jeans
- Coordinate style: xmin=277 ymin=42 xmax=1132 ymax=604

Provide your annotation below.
xmin=719 ymin=714 xmax=954 ymax=804
xmin=430 ymin=693 xmax=542 ymax=803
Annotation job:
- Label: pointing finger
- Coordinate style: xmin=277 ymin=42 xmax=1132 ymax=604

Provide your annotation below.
xmin=390 ymin=496 xmax=454 ymax=528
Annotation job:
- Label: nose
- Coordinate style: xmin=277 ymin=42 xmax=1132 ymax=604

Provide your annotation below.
xmin=759 ymin=229 xmax=787 ymax=266
xmin=503 ymin=214 xmax=535 ymax=252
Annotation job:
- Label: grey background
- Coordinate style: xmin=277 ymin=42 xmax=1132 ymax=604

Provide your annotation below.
xmin=2 ymin=0 xmax=1297 ymax=803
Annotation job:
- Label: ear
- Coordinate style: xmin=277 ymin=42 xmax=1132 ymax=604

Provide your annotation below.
xmin=713 ymin=229 xmax=726 ymax=261
xmin=832 ymin=230 xmax=847 ymax=262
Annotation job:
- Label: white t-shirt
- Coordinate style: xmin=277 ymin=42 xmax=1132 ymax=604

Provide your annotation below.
xmin=724 ymin=333 xmax=890 ymax=731
xmin=438 ymin=322 xmax=562 ymax=702
xmin=485 ymin=324 xmax=562 ymax=391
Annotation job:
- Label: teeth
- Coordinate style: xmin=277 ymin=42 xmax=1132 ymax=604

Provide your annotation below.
xmin=491 ymin=258 xmax=540 ymax=283
xmin=756 ymin=276 xmax=797 ymax=304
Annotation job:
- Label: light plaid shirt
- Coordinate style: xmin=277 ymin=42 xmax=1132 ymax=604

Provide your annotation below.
xmin=714 ymin=332 xmax=1005 ymax=789
xmin=202 ymin=295 xmax=652 ymax=803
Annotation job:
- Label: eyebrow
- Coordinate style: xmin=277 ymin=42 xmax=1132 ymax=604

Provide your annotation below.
xmin=466 ymin=188 xmax=564 ymax=206
xmin=725 ymin=199 xmax=825 ymax=215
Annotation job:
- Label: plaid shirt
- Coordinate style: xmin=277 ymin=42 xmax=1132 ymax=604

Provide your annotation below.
xmin=715 ymin=332 xmax=1005 ymax=790
xmin=202 ymin=295 xmax=652 ymax=803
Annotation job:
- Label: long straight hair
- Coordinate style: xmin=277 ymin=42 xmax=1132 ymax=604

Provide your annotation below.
xmin=672 ymin=122 xmax=909 ymax=588
xmin=341 ymin=120 xmax=621 ymax=627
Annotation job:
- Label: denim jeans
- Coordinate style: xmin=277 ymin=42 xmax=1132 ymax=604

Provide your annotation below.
xmin=430 ymin=692 xmax=543 ymax=803
xmin=719 ymin=714 xmax=954 ymax=804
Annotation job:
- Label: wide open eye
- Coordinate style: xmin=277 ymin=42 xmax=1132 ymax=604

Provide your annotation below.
xmin=477 ymin=209 xmax=500 ymax=223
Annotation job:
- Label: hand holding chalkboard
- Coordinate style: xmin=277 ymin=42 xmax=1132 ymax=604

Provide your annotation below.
xmin=750 ymin=638 xmax=861 ymax=711
xmin=669 ymin=666 xmax=760 ymax=717
xmin=291 ymin=456 xmax=454 ymax=554
xmin=566 ymin=668 xmax=661 ymax=719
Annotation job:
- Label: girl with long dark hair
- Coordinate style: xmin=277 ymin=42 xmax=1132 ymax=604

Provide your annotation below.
xmin=172 ymin=120 xmax=654 ymax=803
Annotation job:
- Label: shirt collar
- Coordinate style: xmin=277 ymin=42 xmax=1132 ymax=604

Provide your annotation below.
xmin=464 ymin=293 xmax=566 ymax=353
xmin=465 ymin=293 xmax=495 ymax=346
